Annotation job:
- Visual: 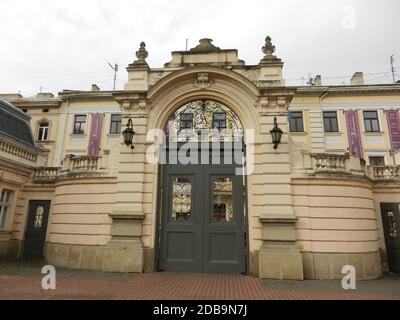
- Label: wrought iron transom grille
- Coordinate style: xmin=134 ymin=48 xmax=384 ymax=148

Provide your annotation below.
xmin=165 ymin=100 xmax=243 ymax=142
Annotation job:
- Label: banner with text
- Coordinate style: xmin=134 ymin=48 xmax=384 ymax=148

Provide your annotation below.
xmin=88 ymin=114 xmax=104 ymax=157
xmin=386 ymin=110 xmax=400 ymax=151
xmin=345 ymin=111 xmax=363 ymax=158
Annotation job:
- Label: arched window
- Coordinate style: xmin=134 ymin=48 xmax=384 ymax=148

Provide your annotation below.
xmin=166 ymin=100 xmax=243 ymax=142
xmin=38 ymin=122 xmax=49 ymax=141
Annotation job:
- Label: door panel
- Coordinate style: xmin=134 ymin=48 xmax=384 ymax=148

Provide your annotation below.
xmin=158 ymin=164 xmax=246 ymax=274
xmin=159 ymin=166 xmax=203 ymax=272
xmin=203 ymin=168 xmax=246 ymax=273
xmin=23 ymin=200 xmax=51 ymax=259
xmin=381 ymin=203 xmax=400 ymax=274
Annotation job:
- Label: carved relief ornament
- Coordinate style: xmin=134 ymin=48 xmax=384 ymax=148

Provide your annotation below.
xmin=193 ymin=73 xmax=214 ymax=89
xmin=258 ymin=96 xmax=287 ymax=115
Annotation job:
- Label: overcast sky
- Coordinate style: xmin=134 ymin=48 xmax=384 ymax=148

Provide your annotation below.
xmin=0 ymin=0 xmax=399 ymax=96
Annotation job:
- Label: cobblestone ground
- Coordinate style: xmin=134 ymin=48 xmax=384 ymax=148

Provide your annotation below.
xmin=0 ymin=260 xmax=399 ymax=300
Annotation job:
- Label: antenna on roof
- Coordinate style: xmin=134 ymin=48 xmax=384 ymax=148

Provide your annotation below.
xmin=390 ymin=55 xmax=396 ymax=83
xmin=108 ymin=63 xmax=119 ymax=91
xmin=186 ymin=39 xmax=189 ymax=51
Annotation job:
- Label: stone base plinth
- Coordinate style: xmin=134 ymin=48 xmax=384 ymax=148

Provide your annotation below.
xmin=45 ymin=242 xmax=144 ymax=273
xmin=302 ymin=251 xmax=382 ymax=280
xmin=259 ymin=244 xmax=304 ymax=280
xmin=103 ymin=240 xmax=143 ymax=273
xmin=0 ymin=240 xmax=22 ymax=259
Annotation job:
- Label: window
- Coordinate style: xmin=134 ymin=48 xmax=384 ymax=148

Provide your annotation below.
xmin=212 ymin=112 xmax=227 ymax=131
xmin=0 ymin=190 xmax=12 ymax=230
xmin=179 ymin=113 xmax=193 ymax=130
xmin=73 ymin=115 xmax=87 ymax=134
xmin=323 ymin=111 xmax=339 ymax=132
xmin=368 ymin=156 xmax=385 ymax=166
xmin=289 ymin=112 xmax=304 ymax=132
xmin=363 ymin=111 xmax=380 ymax=132
xmin=37 ymin=122 xmax=49 ymax=141
xmin=110 ymin=114 xmax=122 ymax=134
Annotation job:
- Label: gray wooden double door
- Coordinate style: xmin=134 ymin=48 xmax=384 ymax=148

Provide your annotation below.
xmin=158 ymin=164 xmax=246 ymax=274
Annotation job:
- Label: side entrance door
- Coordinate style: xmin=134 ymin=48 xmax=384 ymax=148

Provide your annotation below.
xmin=23 ymin=200 xmax=51 ymax=259
xmin=158 ymin=164 xmax=246 ymax=274
xmin=380 ymin=203 xmax=400 ymax=274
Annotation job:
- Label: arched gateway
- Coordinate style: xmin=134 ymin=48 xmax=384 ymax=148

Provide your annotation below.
xmin=157 ymin=100 xmax=247 ymax=273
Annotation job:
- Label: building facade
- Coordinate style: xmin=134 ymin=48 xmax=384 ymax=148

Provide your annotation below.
xmin=0 ymin=37 xmax=399 ymax=279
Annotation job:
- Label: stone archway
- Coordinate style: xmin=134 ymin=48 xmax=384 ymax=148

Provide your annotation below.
xmin=111 ymin=66 xmax=301 ymax=279
xmin=155 ymin=99 xmax=248 ymax=274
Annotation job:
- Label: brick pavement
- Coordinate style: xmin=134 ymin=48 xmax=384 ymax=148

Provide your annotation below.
xmin=0 ymin=260 xmax=399 ymax=300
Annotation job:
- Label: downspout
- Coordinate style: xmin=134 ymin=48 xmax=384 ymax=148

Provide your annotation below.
xmin=54 ymin=98 xmax=69 ymax=166
xmin=319 ymin=90 xmax=329 ymax=153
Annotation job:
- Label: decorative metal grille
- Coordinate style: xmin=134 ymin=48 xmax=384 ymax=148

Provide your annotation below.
xmin=171 ymin=178 xmax=192 ymax=220
xmin=34 ymin=206 xmax=44 ymax=229
xmin=166 ymin=100 xmax=243 ymax=142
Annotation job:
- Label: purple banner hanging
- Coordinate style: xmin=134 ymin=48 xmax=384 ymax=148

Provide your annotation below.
xmin=386 ymin=110 xmax=400 ymax=151
xmin=88 ymin=114 xmax=103 ymax=157
xmin=345 ymin=111 xmax=363 ymax=158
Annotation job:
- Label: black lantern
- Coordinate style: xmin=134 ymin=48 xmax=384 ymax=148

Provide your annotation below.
xmin=122 ymin=118 xmax=135 ymax=149
xmin=270 ymin=117 xmax=283 ymax=150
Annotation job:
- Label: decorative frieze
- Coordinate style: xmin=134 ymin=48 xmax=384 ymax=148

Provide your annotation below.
xmin=257 ymin=95 xmax=288 ymax=115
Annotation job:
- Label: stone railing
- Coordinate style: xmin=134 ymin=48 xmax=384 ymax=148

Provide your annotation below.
xmin=300 ymin=152 xmax=399 ymax=184
xmin=0 ymin=137 xmax=38 ymax=164
xmin=311 ymin=153 xmax=348 ymax=173
xmin=30 ymin=150 xmax=111 ymax=184
xmin=32 ymin=167 xmax=60 ymax=183
xmin=70 ymin=156 xmax=100 ymax=173
xmin=60 ymin=150 xmax=110 ymax=177
xmin=371 ymin=166 xmax=400 ymax=181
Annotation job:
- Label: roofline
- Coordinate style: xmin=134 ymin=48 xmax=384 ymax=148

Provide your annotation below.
xmin=294 ymin=84 xmax=400 ymax=95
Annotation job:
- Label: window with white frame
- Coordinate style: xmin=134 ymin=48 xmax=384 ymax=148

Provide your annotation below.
xmin=363 ymin=111 xmax=380 ymax=132
xmin=0 ymin=190 xmax=13 ymax=230
xmin=73 ymin=115 xmax=87 ymax=134
xmin=368 ymin=156 xmax=385 ymax=166
xmin=37 ymin=122 xmax=49 ymax=141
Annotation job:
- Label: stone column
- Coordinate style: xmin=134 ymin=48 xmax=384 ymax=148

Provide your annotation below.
xmin=105 ymin=94 xmax=149 ymax=273
xmin=256 ymin=93 xmax=304 ymax=280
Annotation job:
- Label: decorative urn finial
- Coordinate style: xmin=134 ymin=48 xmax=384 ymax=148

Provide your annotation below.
xmin=262 ymin=36 xmax=276 ymax=58
xmin=135 ymin=42 xmax=148 ymax=62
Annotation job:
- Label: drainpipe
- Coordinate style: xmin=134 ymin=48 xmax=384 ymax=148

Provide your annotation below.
xmin=54 ymin=98 xmax=69 ymax=166
xmin=319 ymin=90 xmax=329 ymax=104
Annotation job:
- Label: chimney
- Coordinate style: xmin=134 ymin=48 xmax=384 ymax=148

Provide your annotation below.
xmin=91 ymin=84 xmax=100 ymax=91
xmin=37 ymin=92 xmax=54 ymax=98
xmin=351 ymin=72 xmax=364 ymax=85
xmin=314 ymin=75 xmax=322 ymax=86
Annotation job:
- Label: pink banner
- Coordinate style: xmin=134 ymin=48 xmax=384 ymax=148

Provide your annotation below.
xmin=345 ymin=111 xmax=363 ymax=158
xmin=386 ymin=110 xmax=400 ymax=151
xmin=88 ymin=114 xmax=103 ymax=157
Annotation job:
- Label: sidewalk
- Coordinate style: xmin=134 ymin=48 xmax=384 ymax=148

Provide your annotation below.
xmin=0 ymin=260 xmax=399 ymax=300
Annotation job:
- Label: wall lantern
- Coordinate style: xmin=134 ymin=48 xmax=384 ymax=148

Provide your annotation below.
xmin=270 ymin=117 xmax=283 ymax=150
xmin=122 ymin=118 xmax=135 ymax=149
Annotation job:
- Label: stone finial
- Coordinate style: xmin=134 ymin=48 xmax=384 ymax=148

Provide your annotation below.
xmin=262 ymin=36 xmax=276 ymax=58
xmin=190 ymin=38 xmax=221 ymax=53
xmin=135 ymin=42 xmax=148 ymax=62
